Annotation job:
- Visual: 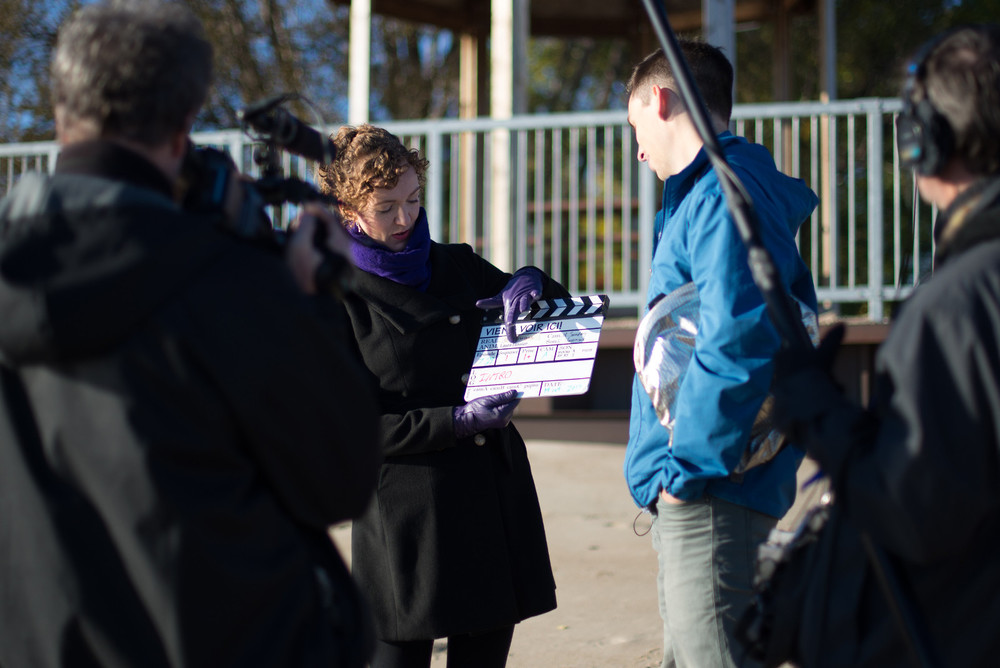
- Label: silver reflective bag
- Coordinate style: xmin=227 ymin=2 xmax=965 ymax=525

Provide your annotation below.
xmin=633 ymin=282 xmax=819 ymax=476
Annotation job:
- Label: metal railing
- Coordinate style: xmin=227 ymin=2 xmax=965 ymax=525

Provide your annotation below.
xmin=0 ymin=98 xmax=933 ymax=322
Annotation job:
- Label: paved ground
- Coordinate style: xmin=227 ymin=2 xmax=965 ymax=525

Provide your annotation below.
xmin=332 ymin=440 xmax=822 ymax=667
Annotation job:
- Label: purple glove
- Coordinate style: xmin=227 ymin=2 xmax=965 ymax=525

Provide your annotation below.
xmin=475 ymin=267 xmax=544 ymax=343
xmin=453 ymin=390 xmax=520 ymax=440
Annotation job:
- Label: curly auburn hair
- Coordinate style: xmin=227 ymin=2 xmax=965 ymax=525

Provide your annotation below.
xmin=315 ymin=124 xmax=429 ymax=218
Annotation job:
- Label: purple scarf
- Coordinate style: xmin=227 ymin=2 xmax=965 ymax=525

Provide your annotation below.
xmin=346 ymin=208 xmax=432 ymax=290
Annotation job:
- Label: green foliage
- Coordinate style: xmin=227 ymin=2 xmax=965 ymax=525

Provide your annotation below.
xmin=2 ymin=1 xmax=1000 ymax=141
xmin=735 ymin=0 xmax=1000 ymax=104
xmin=0 ymin=0 xmax=78 ymax=142
xmin=368 ymin=17 xmax=460 ymax=121
xmin=187 ymin=0 xmax=350 ymax=131
xmin=529 ymin=37 xmax=630 ymax=113
xmin=735 ymin=16 xmax=820 ymax=103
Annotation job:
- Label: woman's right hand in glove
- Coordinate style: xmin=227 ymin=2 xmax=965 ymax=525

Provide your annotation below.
xmin=453 ymin=390 xmax=520 ymax=440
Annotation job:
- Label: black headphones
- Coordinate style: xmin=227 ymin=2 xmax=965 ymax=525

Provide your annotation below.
xmin=896 ymin=32 xmax=955 ymax=176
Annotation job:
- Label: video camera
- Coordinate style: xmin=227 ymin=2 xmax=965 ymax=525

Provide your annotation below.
xmin=179 ymin=94 xmax=350 ymax=295
xmin=180 ymin=93 xmax=339 ymax=241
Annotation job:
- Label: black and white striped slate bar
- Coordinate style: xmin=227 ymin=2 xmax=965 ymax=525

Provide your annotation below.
xmin=465 ymin=295 xmax=610 ymax=401
xmin=480 ymin=294 xmax=610 ymax=324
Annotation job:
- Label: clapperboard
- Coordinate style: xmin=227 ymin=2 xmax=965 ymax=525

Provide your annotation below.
xmin=464 ymin=295 xmax=610 ymax=401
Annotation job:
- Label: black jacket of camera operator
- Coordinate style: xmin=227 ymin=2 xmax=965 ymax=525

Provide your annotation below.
xmin=0 ymin=139 xmax=380 ymax=668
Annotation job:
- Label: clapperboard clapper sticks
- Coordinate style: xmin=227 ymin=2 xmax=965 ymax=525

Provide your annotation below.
xmin=465 ymin=295 xmax=611 ymax=401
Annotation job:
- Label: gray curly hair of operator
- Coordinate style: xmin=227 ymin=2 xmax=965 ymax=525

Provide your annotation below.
xmin=51 ymin=0 xmax=213 ymax=147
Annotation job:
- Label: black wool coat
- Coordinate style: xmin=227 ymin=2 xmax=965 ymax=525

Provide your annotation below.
xmin=342 ymin=241 xmax=566 ymax=641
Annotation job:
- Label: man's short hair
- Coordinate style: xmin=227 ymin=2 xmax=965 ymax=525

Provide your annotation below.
xmin=916 ymin=24 xmax=1000 ymax=176
xmin=51 ymin=0 xmax=213 ymax=147
xmin=625 ymin=41 xmax=734 ymax=126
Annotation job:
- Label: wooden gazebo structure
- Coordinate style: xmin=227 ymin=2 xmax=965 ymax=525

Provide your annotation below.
xmin=329 ymin=0 xmax=836 ymax=269
xmin=331 ymin=0 xmax=833 ymax=122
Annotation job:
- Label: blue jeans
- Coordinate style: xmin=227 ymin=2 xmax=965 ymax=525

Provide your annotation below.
xmin=651 ymin=495 xmax=773 ymax=668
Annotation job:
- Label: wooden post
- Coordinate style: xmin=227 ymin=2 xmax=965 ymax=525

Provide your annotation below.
xmin=348 ymin=0 xmax=371 ymax=124
xmin=819 ymin=0 xmax=837 ymax=289
xmin=489 ymin=0 xmax=528 ymax=272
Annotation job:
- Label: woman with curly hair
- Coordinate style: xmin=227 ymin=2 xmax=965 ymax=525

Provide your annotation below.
xmin=317 ymin=124 xmax=565 ymax=668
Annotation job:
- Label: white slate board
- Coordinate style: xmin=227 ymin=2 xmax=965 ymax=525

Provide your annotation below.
xmin=464 ymin=295 xmax=610 ymax=401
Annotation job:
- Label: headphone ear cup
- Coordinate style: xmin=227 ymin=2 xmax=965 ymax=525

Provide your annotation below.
xmin=896 ymin=107 xmax=925 ymax=170
xmin=898 ymin=98 xmax=955 ymax=176
xmin=915 ymin=98 xmax=954 ymax=176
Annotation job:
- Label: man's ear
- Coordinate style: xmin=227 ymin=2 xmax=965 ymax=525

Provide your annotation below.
xmin=54 ymin=106 xmax=99 ymax=145
xmin=54 ymin=106 xmax=68 ymax=144
xmin=168 ymin=130 xmax=190 ymax=162
xmin=654 ymin=85 xmax=677 ymax=120
xmin=169 ymin=112 xmax=198 ymax=160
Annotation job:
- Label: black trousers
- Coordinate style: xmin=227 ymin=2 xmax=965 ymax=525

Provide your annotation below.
xmin=370 ymin=625 xmax=515 ymax=668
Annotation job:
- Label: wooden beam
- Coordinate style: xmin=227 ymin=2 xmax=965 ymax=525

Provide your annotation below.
xmin=329 ymin=0 xmax=817 ymax=37
xmin=369 ymin=0 xmax=487 ymax=32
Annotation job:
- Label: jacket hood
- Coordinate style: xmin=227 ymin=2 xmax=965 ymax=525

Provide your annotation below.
xmin=718 ymin=133 xmax=819 ymax=236
xmin=656 ymin=134 xmax=818 ymax=252
xmin=0 ymin=170 xmax=228 ymax=365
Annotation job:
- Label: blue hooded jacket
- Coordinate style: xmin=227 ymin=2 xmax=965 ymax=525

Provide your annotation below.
xmin=625 ymin=132 xmax=818 ymax=518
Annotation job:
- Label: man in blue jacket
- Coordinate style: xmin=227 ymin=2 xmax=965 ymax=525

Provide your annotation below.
xmin=624 ymin=42 xmax=818 ymax=668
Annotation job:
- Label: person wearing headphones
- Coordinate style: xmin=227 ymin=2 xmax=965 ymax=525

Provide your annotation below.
xmin=765 ymin=24 xmax=1000 ymax=667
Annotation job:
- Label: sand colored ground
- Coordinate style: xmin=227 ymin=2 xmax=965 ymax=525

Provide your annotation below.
xmin=332 ymin=440 xmax=822 ymax=667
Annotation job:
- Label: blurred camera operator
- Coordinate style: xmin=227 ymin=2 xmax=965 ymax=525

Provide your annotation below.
xmin=764 ymin=24 xmax=1000 ymax=667
xmin=0 ymin=1 xmax=379 ymax=667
